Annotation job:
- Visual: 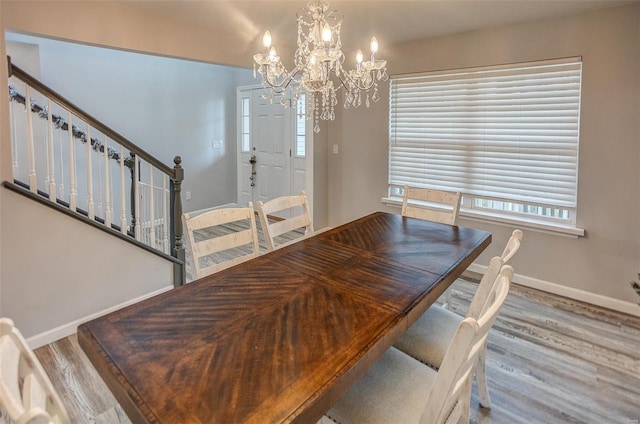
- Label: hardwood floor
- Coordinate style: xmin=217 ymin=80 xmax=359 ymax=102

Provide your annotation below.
xmin=456 ymin=275 xmax=640 ymax=424
xmin=3 ymin=276 xmax=639 ymax=423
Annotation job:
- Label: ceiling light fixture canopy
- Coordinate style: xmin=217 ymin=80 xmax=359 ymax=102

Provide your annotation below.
xmin=253 ymin=1 xmax=388 ymax=133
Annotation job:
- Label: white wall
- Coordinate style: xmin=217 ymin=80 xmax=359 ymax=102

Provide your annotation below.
xmin=6 ymin=33 xmax=255 ymax=212
xmin=328 ymin=4 xmax=640 ymax=310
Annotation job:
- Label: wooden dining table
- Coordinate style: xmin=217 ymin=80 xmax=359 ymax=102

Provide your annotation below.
xmin=78 ymin=212 xmax=491 ymax=424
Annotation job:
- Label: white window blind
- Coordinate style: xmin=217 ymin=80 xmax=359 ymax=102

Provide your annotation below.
xmin=389 ymin=57 xmax=582 ymax=214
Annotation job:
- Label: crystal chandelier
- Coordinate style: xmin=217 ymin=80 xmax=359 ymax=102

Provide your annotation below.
xmin=253 ymin=1 xmax=388 ymax=133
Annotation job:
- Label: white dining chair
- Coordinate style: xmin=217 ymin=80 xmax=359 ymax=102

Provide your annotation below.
xmin=394 ymin=229 xmax=523 ymax=409
xmin=0 ymin=317 xmax=70 ymax=424
xmin=325 ymin=265 xmax=513 ymax=424
xmin=182 ymin=203 xmax=260 ymax=279
xmin=256 ymin=191 xmax=314 ymax=251
xmin=401 ymin=185 xmax=461 ymax=225
xmin=401 ymin=185 xmax=462 ymax=309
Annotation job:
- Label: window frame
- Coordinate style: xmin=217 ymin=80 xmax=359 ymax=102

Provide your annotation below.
xmin=387 ymin=57 xmax=584 ymax=236
xmin=241 ymin=96 xmax=251 ymax=153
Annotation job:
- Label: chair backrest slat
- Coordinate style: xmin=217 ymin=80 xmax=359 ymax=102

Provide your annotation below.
xmin=257 ymin=191 xmax=313 ymax=251
xmin=401 ymin=185 xmax=461 ymax=225
xmin=183 ymin=203 xmax=260 ymax=279
xmin=467 ymin=229 xmax=522 ymax=319
xmin=467 ymin=256 xmax=503 ymax=319
xmin=501 ymin=229 xmax=523 ymax=264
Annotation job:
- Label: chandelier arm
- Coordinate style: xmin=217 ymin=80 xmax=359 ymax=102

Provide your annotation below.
xmin=335 ymin=70 xmax=378 ymax=92
xmin=334 ymin=71 xmax=354 ymax=92
xmin=351 ymin=77 xmax=377 ymax=92
xmin=262 ymin=66 xmax=303 ymax=90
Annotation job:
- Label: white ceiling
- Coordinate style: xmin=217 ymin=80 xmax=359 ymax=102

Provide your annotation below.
xmin=119 ymin=0 xmax=635 ymax=54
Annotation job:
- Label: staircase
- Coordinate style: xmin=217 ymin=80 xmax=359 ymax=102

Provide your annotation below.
xmin=5 ymin=57 xmax=186 ymax=287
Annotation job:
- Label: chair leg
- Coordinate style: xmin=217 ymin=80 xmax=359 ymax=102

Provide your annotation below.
xmin=444 ymin=287 xmax=452 ymax=310
xmin=475 ymin=341 xmax=491 ymax=409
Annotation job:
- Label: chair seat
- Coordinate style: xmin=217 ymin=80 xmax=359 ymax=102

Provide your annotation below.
xmin=326 ymin=347 xmax=437 ymax=424
xmin=394 ymin=305 xmax=462 ymax=369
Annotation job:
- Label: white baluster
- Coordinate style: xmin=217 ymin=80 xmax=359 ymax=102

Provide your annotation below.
xmin=10 ymin=98 xmax=19 ymax=173
xmin=149 ymin=166 xmax=156 ymax=248
xmin=104 ymin=135 xmax=113 ymax=228
xmin=42 ymin=119 xmax=49 ymax=189
xmin=25 ymin=86 xmax=37 ymax=193
xmin=141 ymin=183 xmax=147 ymax=245
xmin=139 ymin=183 xmax=145 ymax=244
xmin=67 ymin=112 xmax=78 ymax=211
xmin=134 ymin=155 xmax=141 ymax=241
xmin=163 ymin=174 xmax=169 ymax=254
xmin=144 ymin=183 xmax=149 ymax=245
xmin=57 ymin=124 xmax=65 ymax=200
xmin=86 ymin=127 xmax=95 ymax=219
xmin=46 ymin=99 xmax=56 ymax=201
xmin=97 ymin=138 xmax=103 ymax=218
xmin=119 ymin=146 xmax=127 ymax=235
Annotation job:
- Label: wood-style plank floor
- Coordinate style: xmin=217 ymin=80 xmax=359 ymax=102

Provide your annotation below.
xmin=3 ymin=276 xmax=639 ymax=423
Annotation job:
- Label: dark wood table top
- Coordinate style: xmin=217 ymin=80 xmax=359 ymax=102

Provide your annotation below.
xmin=78 ymin=212 xmax=491 ymax=424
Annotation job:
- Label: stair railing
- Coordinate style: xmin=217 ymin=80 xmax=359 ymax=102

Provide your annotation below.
xmin=6 ymin=57 xmax=185 ymax=286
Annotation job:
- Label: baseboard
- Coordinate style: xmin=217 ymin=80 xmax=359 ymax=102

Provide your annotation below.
xmin=467 ymin=263 xmax=640 ymax=318
xmin=26 ymin=285 xmax=173 ymax=349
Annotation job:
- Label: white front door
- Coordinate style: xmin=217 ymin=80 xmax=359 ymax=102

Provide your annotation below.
xmin=253 ymin=90 xmax=292 ymax=210
xmin=237 ymin=87 xmax=311 ymax=217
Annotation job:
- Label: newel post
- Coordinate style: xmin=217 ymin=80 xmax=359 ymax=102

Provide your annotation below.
xmin=170 ymin=156 xmax=186 ymax=287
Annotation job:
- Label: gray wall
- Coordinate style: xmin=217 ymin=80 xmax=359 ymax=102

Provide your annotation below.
xmin=1 ymin=189 xmax=172 ymax=340
xmin=6 ymin=34 xmax=254 ymax=212
xmin=328 ymin=3 xmax=640 ymax=305
xmin=0 ymin=1 xmax=5 ymax=318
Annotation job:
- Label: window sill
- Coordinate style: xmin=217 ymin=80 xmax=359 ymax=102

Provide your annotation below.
xmin=381 ymin=197 xmax=585 ymax=238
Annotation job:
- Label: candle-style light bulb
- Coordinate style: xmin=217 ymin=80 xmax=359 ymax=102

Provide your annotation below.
xmin=356 ymin=49 xmax=364 ymax=64
xmin=269 ymin=46 xmax=277 ymax=60
xmin=370 ymin=36 xmax=379 ymax=54
xmin=322 ymin=24 xmax=332 ymax=43
xmin=263 ymin=31 xmax=272 ymax=48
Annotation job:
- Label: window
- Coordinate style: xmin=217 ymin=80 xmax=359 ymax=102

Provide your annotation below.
xmin=389 ymin=57 xmax=582 ymax=227
xmin=295 ymin=94 xmax=306 ymax=157
xmin=241 ymin=97 xmax=250 ymax=152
